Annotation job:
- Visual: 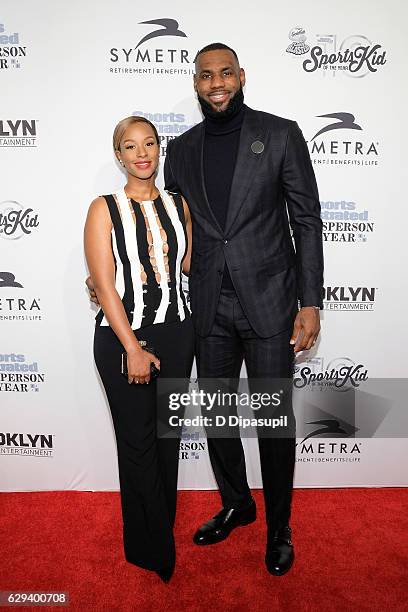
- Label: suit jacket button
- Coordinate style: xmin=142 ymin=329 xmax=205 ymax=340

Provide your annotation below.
xmin=223 ymin=240 xmax=228 ymax=245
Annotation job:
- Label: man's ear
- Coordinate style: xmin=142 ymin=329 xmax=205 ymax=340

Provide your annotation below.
xmin=193 ymin=74 xmax=197 ymax=93
xmin=240 ymin=68 xmax=246 ymax=88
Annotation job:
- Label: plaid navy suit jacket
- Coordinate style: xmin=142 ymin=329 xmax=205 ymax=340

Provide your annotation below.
xmin=164 ymin=106 xmax=324 ymax=338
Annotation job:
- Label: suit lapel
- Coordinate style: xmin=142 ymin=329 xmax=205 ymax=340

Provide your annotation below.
xmin=224 ymin=107 xmax=264 ymax=235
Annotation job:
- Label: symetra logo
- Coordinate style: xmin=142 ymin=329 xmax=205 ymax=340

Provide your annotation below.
xmin=0 ymin=272 xmax=42 ymax=322
xmin=0 ymin=22 xmax=27 ymax=69
xmin=286 ymin=28 xmax=387 ymax=78
xmin=109 ymin=18 xmax=194 ymax=77
xmin=0 ymin=119 xmax=38 ymax=148
xmin=310 ymin=113 xmax=362 ymax=141
xmin=0 ymin=272 xmax=23 ymax=288
xmin=0 ymin=432 xmax=54 ymax=457
xmin=135 ymin=19 xmax=187 ymax=48
xmin=307 ymin=113 xmax=380 ymax=167
xmin=0 ymin=201 xmax=40 ymax=239
xmin=295 ymin=400 xmax=362 ymax=463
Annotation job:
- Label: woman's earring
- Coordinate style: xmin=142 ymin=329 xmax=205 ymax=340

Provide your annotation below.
xmin=119 ymin=160 xmax=124 ymax=166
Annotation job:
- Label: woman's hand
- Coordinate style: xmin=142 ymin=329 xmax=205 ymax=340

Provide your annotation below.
xmin=126 ymin=348 xmax=161 ymax=385
xmin=85 ymin=276 xmax=99 ymax=305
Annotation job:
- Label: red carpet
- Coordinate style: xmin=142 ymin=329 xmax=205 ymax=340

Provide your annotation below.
xmin=1 ymin=489 xmax=407 ymax=611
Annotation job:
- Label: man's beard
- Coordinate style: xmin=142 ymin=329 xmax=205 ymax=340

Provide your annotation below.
xmin=198 ymin=85 xmax=244 ymax=122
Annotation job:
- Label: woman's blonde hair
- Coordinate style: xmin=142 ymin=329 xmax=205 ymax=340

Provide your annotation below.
xmin=113 ymin=116 xmax=160 ymax=152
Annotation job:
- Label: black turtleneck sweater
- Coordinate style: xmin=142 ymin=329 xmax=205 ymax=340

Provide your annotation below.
xmin=203 ymin=104 xmax=246 ymax=289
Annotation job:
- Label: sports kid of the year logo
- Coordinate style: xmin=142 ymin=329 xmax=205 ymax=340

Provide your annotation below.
xmin=294 ymin=357 xmax=368 ymax=390
xmin=286 ymin=27 xmax=387 ymax=78
xmin=109 ymin=18 xmax=195 ymax=77
xmin=0 ymin=22 xmax=27 ymax=69
xmin=0 ymin=201 xmax=40 ymax=239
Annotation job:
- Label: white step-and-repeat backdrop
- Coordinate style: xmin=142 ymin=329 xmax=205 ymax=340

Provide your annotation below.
xmin=2 ymin=0 xmax=407 ymax=491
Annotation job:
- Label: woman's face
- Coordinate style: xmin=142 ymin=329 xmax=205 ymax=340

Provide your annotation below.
xmin=117 ymin=122 xmax=159 ymax=179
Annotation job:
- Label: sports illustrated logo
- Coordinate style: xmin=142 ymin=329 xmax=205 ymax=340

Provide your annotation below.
xmin=0 ymin=432 xmax=54 ymax=457
xmin=320 ymin=200 xmax=374 ymax=243
xmin=109 ymin=18 xmax=195 ymax=77
xmin=294 ymin=356 xmax=368 ymax=390
xmin=0 ymin=353 xmax=45 ymax=393
xmin=0 ymin=272 xmax=42 ymax=322
xmin=307 ymin=113 xmax=380 ymax=167
xmin=323 ymin=286 xmax=376 ymax=311
xmin=133 ymin=110 xmax=197 ymax=156
xmin=286 ymin=27 xmax=387 ymax=78
xmin=0 ymin=22 xmax=27 ymax=69
xmin=0 ymin=119 xmax=37 ymax=148
xmin=0 ymin=201 xmax=40 ymax=239
xmin=179 ymin=429 xmax=206 ymax=461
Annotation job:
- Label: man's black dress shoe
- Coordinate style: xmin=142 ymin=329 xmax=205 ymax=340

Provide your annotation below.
xmin=265 ymin=525 xmax=294 ymax=576
xmin=193 ymin=500 xmax=256 ymax=545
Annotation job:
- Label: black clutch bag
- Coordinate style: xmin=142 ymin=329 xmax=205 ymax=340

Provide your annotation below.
xmin=121 ymin=340 xmax=160 ymax=379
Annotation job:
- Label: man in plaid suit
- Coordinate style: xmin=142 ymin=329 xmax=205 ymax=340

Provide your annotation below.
xmin=164 ymin=43 xmax=324 ymax=576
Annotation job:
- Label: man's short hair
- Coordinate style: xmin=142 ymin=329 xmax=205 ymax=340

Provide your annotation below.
xmin=194 ymin=43 xmax=239 ymax=65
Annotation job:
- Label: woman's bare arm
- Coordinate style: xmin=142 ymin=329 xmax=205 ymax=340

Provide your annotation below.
xmin=182 ymin=197 xmax=192 ymax=275
xmin=84 ymin=197 xmax=141 ymax=354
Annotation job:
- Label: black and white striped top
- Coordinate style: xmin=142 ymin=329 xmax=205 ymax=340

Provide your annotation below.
xmin=95 ymin=188 xmax=190 ymax=330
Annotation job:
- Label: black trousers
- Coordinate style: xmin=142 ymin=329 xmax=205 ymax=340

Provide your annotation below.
xmin=195 ymin=288 xmax=296 ymax=532
xmin=94 ymin=317 xmax=194 ymax=571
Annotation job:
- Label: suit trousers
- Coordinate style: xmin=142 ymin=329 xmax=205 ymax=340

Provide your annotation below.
xmin=195 ymin=288 xmax=296 ymax=532
xmin=94 ymin=317 xmax=194 ymax=571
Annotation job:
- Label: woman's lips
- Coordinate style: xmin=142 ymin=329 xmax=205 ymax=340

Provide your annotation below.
xmin=134 ymin=161 xmax=151 ymax=169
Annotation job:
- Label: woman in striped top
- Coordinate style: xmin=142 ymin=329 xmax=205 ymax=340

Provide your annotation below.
xmin=84 ymin=116 xmax=194 ymax=583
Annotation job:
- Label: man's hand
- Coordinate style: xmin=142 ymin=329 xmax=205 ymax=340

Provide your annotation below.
xmin=290 ymin=307 xmax=320 ymax=353
xmin=85 ymin=276 xmax=99 ymax=306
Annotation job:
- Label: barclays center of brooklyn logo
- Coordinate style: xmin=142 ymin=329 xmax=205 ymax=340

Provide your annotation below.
xmin=0 ymin=352 xmax=45 ymax=393
xmin=321 ymin=199 xmax=374 ymax=244
xmin=0 ymin=201 xmax=40 ymax=239
xmin=293 ymin=356 xmax=368 ymax=390
xmin=307 ymin=113 xmax=379 ymax=167
xmin=0 ymin=119 xmax=37 ymax=148
xmin=0 ymin=22 xmax=27 ymax=70
xmin=286 ymin=27 xmax=387 ymax=78
xmin=323 ymin=286 xmax=376 ymax=311
xmin=179 ymin=429 xmax=206 ymax=461
xmin=0 ymin=432 xmax=54 ymax=457
xmin=132 ymin=110 xmax=197 ymax=156
xmin=0 ymin=272 xmax=42 ymax=322
xmin=109 ymin=18 xmax=195 ymax=77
